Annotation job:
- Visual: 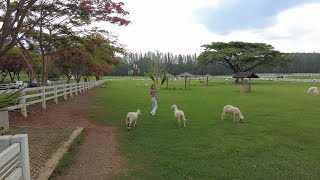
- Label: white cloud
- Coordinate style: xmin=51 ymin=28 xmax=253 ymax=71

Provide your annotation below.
xmin=98 ymin=1 xmax=320 ymax=54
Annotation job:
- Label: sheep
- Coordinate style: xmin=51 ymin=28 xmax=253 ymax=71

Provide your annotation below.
xmin=144 ymin=83 xmax=148 ymax=87
xmin=307 ymin=87 xmax=318 ymax=93
xmin=311 ymin=88 xmax=320 ymax=96
xmin=221 ymin=105 xmax=244 ymax=123
xmin=126 ymin=109 xmax=141 ymax=131
xmin=171 ymin=104 xmax=187 ymax=127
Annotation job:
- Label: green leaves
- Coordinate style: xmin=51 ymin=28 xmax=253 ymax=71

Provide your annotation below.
xmin=0 ymin=89 xmax=22 ymax=110
xmin=198 ymin=41 xmax=292 ymax=73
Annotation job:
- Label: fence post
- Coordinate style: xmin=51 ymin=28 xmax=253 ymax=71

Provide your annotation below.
xmin=42 ymin=87 xmax=46 ymax=109
xmin=70 ymin=84 xmax=73 ymax=97
xmin=11 ymin=134 xmax=31 ymax=180
xmin=75 ymin=84 xmax=78 ymax=96
xmin=20 ymin=89 xmax=27 ymax=118
xmin=54 ymin=86 xmax=58 ymax=104
xmin=63 ymin=84 xmax=67 ymax=100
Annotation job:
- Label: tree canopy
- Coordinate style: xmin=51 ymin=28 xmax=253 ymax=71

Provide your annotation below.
xmin=0 ymin=0 xmax=130 ymax=85
xmin=197 ymin=41 xmax=292 ymax=73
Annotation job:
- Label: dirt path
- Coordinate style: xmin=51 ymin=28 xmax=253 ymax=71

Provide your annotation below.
xmin=57 ymin=126 xmax=124 ymax=180
xmin=10 ymin=90 xmax=125 ymax=179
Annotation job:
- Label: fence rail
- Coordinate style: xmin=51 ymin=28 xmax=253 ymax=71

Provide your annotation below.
xmin=0 ymin=80 xmax=105 ymax=118
xmin=253 ymin=78 xmax=320 ymax=83
xmin=0 ymin=134 xmax=30 ymax=180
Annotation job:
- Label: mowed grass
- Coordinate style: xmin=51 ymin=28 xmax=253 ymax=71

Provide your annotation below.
xmin=90 ymin=79 xmax=320 ymax=179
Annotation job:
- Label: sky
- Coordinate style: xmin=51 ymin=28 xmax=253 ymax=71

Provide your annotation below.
xmin=100 ymin=0 xmax=320 ymax=54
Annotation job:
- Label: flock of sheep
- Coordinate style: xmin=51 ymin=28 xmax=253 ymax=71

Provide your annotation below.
xmin=125 ymin=84 xmax=317 ymax=131
xmin=125 ymin=104 xmax=245 ymax=131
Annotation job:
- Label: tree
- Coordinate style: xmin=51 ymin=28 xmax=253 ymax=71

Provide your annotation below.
xmin=0 ymin=0 xmax=37 ymax=59
xmin=53 ymin=47 xmax=91 ymax=83
xmin=1 ymin=0 xmax=130 ymax=85
xmin=147 ymin=52 xmax=167 ymax=83
xmin=197 ymin=42 xmax=292 ymax=74
xmin=0 ymin=47 xmax=28 ymax=82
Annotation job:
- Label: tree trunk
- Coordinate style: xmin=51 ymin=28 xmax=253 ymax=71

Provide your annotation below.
xmin=206 ymin=77 xmax=208 ymax=86
xmin=184 ymin=76 xmax=187 ymax=90
xmin=39 ymin=7 xmax=48 ymax=86
xmin=0 ymin=71 xmax=8 ymax=83
xmin=18 ymin=42 xmax=40 ymax=84
xmin=235 ymin=78 xmax=240 ymax=84
xmin=83 ymin=76 xmax=88 ymax=82
xmin=95 ymin=75 xmax=100 ymax=81
xmin=9 ymin=72 xmax=14 ymax=81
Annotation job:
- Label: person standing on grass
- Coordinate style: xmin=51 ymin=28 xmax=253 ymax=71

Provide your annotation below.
xmin=150 ymin=84 xmax=159 ymax=116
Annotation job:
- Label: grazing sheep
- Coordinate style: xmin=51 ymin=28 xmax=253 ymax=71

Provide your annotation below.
xmin=144 ymin=83 xmax=148 ymax=87
xmin=221 ymin=105 xmax=244 ymax=123
xmin=171 ymin=104 xmax=187 ymax=127
xmin=307 ymin=87 xmax=318 ymax=93
xmin=126 ymin=109 xmax=141 ymax=131
xmin=312 ymin=88 xmax=320 ymax=95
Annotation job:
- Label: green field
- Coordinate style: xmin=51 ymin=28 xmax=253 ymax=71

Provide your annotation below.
xmin=90 ymin=79 xmax=320 ymax=179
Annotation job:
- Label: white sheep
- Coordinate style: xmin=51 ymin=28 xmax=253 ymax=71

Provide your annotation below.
xmin=171 ymin=104 xmax=187 ymax=127
xmin=221 ymin=105 xmax=244 ymax=123
xmin=307 ymin=87 xmax=318 ymax=93
xmin=144 ymin=83 xmax=148 ymax=87
xmin=126 ymin=109 xmax=141 ymax=131
xmin=311 ymin=88 xmax=319 ymax=96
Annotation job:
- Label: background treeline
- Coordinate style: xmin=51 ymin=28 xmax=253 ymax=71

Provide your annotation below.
xmin=110 ymin=52 xmax=320 ymax=76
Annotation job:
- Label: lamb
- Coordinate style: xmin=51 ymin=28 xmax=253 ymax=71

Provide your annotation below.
xmin=171 ymin=104 xmax=187 ymax=127
xmin=126 ymin=109 xmax=141 ymax=131
xmin=221 ymin=105 xmax=244 ymax=123
xmin=307 ymin=87 xmax=318 ymax=93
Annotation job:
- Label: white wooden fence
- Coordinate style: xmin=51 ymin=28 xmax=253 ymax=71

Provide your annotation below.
xmin=0 ymin=80 xmax=106 ymax=118
xmin=253 ymin=78 xmax=320 ymax=83
xmin=0 ymin=134 xmax=30 ymax=180
xmin=0 ymin=84 xmax=10 ymax=90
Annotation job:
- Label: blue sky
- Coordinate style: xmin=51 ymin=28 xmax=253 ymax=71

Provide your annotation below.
xmin=199 ymin=0 xmax=318 ymax=35
xmin=101 ymin=0 xmax=320 ymax=54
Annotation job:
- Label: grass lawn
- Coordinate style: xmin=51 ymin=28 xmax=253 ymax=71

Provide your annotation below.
xmin=90 ymin=78 xmax=320 ymax=179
